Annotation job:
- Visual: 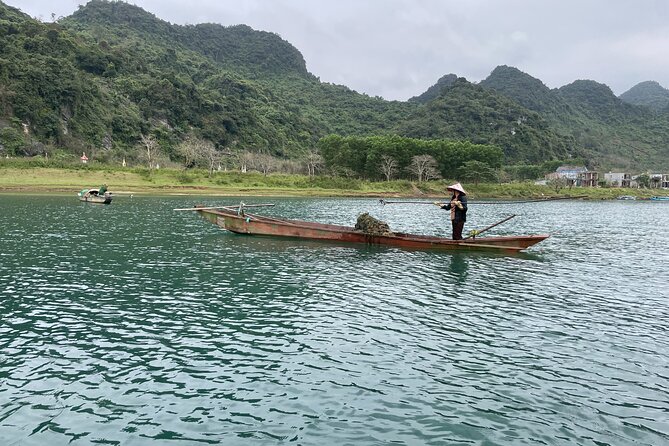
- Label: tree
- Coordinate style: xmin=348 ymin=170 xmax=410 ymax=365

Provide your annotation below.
xmin=0 ymin=85 xmax=15 ymax=117
xmin=139 ymin=134 xmax=159 ymax=169
xmin=305 ymin=150 xmax=323 ymax=177
xmin=379 ymin=155 xmax=398 ymax=181
xmin=176 ymin=137 xmax=200 ymax=168
xmin=408 ymin=155 xmax=441 ymax=182
xmin=176 ymin=136 xmax=221 ymax=171
xmin=0 ymin=127 xmax=26 ymax=156
xmin=199 ymin=140 xmax=219 ymax=177
xmin=457 ymin=160 xmax=497 ymax=185
xmin=237 ymin=151 xmax=255 ymax=173
xmin=547 ymin=177 xmax=568 ymax=193
xmin=636 ymin=173 xmax=650 ymax=188
xmin=255 ymin=153 xmax=277 ymax=176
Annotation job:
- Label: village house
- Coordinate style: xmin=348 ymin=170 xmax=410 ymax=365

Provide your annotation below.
xmin=577 ymin=171 xmax=599 ymax=187
xmin=627 ymin=173 xmax=669 ymax=188
xmin=545 ymin=165 xmax=598 ymax=187
xmin=604 ymin=172 xmax=631 ymax=187
xmin=650 ymin=173 xmax=666 ymax=188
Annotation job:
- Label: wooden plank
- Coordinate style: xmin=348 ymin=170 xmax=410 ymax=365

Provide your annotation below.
xmin=457 ymin=242 xmax=524 ymax=251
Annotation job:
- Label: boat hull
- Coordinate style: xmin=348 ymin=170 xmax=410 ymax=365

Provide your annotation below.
xmin=78 ymin=188 xmax=112 ymax=204
xmin=79 ymin=195 xmax=112 ymax=204
xmin=197 ymin=208 xmax=548 ymax=253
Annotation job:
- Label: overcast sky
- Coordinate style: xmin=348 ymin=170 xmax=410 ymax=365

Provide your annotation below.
xmin=7 ymin=0 xmax=669 ymax=101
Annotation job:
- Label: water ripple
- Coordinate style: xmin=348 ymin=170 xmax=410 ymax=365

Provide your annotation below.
xmin=0 ymin=195 xmax=668 ymax=445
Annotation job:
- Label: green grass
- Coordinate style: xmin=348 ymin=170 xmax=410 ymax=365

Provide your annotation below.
xmin=0 ymin=163 xmax=667 ymax=200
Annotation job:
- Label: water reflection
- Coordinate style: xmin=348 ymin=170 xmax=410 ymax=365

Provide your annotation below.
xmin=449 ymin=253 xmax=469 ymax=282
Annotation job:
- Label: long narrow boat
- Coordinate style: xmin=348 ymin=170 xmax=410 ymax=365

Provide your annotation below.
xmin=194 ymin=207 xmax=549 ymax=253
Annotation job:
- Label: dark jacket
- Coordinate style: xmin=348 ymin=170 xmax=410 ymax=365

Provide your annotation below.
xmin=442 ymin=194 xmax=467 ymax=223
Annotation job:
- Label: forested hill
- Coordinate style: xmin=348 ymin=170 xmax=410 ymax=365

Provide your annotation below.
xmin=480 ymin=66 xmax=669 ymax=169
xmin=63 ymin=0 xmax=311 ymax=78
xmin=620 ymin=81 xmax=669 ymax=112
xmin=399 ymin=79 xmax=572 ymax=163
xmin=1 ymin=0 xmax=668 ymax=170
xmin=408 ymin=74 xmax=457 ymax=104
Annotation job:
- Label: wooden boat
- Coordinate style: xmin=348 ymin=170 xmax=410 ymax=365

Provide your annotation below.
xmin=650 ymin=196 xmax=669 ymax=201
xmin=78 ymin=188 xmax=113 ymax=204
xmin=193 ymin=207 xmax=549 ymax=253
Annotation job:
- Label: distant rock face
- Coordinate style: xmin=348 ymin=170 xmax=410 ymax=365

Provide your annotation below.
xmin=619 ymin=81 xmax=669 ymax=112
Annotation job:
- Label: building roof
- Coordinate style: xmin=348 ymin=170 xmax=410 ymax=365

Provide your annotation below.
xmin=556 ymin=165 xmax=587 ymax=173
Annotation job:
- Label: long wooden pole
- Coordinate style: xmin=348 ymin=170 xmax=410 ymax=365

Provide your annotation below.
xmin=380 ymin=196 xmax=586 ymax=205
xmin=467 ymin=195 xmax=587 ymax=205
xmin=379 ymin=199 xmax=433 ymax=205
xmin=464 ymin=214 xmax=516 ymax=239
xmin=173 ymin=204 xmax=275 ymax=211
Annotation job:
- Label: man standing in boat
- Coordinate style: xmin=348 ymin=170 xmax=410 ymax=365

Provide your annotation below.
xmin=434 ymin=183 xmax=468 ymax=240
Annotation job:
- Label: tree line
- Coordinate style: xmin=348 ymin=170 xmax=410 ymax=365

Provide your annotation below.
xmin=317 ymin=135 xmax=503 ymax=182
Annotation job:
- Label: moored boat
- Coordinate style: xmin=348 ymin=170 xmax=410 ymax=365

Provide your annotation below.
xmin=191 ymin=206 xmax=549 ymax=253
xmin=650 ymin=196 xmax=669 ymax=201
xmin=78 ymin=185 xmax=113 ymax=204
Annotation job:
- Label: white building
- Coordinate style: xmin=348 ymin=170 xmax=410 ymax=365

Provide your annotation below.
xmin=604 ymin=172 xmax=631 ymax=187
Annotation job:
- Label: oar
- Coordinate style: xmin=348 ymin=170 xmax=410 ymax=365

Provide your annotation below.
xmin=174 ymin=204 xmax=275 ymax=211
xmin=464 ymin=214 xmax=516 ymax=239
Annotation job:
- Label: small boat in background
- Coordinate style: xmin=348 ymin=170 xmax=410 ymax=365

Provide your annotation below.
xmin=650 ymin=196 xmax=669 ymax=201
xmin=78 ymin=184 xmax=112 ymax=204
xmin=616 ymin=195 xmax=637 ymax=200
xmin=185 ymin=205 xmax=549 ymax=253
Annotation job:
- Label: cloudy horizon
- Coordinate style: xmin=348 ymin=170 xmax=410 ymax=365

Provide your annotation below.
xmin=6 ymin=0 xmax=669 ymax=101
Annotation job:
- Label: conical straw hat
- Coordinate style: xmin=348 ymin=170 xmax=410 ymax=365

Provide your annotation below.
xmin=447 ymin=182 xmax=467 ymax=194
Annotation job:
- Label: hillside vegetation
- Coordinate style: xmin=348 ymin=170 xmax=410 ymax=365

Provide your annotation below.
xmin=620 ymin=81 xmax=669 ymax=112
xmin=1 ymin=0 xmax=668 ymax=176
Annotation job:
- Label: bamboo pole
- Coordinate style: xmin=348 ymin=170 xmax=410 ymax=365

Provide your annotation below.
xmin=464 ymin=214 xmax=516 ymax=239
xmin=380 ymin=196 xmax=587 ymax=205
xmin=379 ymin=199 xmax=433 ymax=205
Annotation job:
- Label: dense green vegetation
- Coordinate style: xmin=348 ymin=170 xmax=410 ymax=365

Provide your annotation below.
xmin=620 ymin=81 xmax=669 ymax=112
xmin=0 ymin=0 xmax=668 ymax=179
xmin=408 ymin=73 xmax=457 ymax=104
xmin=480 ymin=66 xmax=669 ymax=169
xmin=318 ymin=135 xmax=503 ymax=181
xmin=398 ymin=79 xmax=572 ymax=163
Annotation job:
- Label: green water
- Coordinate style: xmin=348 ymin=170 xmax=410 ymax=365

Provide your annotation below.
xmin=1 ymin=194 xmax=668 ymax=445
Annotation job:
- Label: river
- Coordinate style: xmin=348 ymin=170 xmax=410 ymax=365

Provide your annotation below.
xmin=1 ymin=194 xmax=667 ymax=445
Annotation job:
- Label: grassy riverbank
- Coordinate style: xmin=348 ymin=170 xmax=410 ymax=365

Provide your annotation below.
xmin=0 ymin=166 xmax=667 ymax=200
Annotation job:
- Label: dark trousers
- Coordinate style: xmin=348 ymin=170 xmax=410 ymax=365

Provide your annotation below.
xmin=452 ymin=220 xmax=464 ymax=240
